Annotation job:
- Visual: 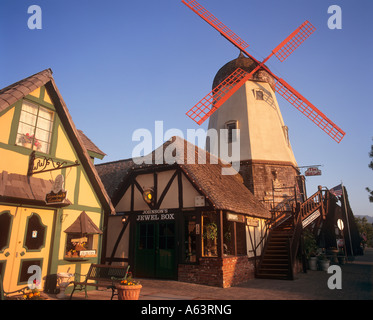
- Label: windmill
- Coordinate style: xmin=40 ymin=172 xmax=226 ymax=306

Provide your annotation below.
xmin=183 ymin=0 xmax=345 ymax=144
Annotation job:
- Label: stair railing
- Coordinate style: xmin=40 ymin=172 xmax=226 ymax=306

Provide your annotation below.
xmin=288 ymin=205 xmax=303 ymax=279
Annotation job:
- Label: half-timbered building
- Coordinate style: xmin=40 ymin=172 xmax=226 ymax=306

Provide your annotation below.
xmin=96 ymin=136 xmax=270 ymax=287
xmin=0 ymin=69 xmax=114 ymax=295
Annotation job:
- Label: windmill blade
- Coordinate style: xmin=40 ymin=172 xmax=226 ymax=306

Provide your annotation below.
xmin=272 ymin=21 xmax=316 ymax=62
xmin=186 ymin=68 xmax=251 ymax=125
xmin=182 ymin=0 xmax=250 ymax=53
xmin=275 ymin=78 xmax=345 ymax=143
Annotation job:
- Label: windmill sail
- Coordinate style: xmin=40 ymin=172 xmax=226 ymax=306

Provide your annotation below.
xmin=182 ymin=0 xmax=250 ymax=52
xmin=272 ymin=21 xmax=316 ymax=62
xmin=186 ymin=68 xmax=250 ymax=125
xmin=275 ymin=78 xmax=345 ymax=143
xmin=182 ymin=0 xmax=346 ymax=143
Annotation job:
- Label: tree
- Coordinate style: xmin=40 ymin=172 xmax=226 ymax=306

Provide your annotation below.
xmin=366 ymin=139 xmax=373 ymax=202
xmin=355 ymin=216 xmax=373 ymax=248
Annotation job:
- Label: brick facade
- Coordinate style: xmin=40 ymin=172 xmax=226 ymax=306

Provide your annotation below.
xmin=178 ymin=256 xmax=256 ymax=288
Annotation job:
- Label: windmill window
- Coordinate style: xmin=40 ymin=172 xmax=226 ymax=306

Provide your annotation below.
xmin=16 ymin=100 xmax=54 ymax=154
xmin=225 ymin=121 xmax=238 ymax=143
xmin=255 ymin=90 xmax=264 ymax=100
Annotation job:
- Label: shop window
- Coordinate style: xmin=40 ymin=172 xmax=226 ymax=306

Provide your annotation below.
xmin=236 ymin=222 xmax=247 ymax=255
xmin=202 ymin=212 xmax=218 ymax=257
xmin=223 ymin=215 xmax=235 ymax=256
xmin=224 ymin=212 xmax=247 ymax=256
xmin=183 ymin=215 xmax=197 ymax=263
xmin=64 ymin=211 xmax=102 ymax=259
xmin=0 ymin=211 xmax=12 ymax=252
xmin=16 ymin=100 xmax=54 ymax=154
xmin=65 ymin=233 xmax=98 ymax=258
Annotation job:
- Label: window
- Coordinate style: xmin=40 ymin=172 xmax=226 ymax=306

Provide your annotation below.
xmin=183 ymin=215 xmax=197 ymax=263
xmin=202 ymin=212 xmax=218 ymax=257
xmin=225 ymin=121 xmax=238 ymax=144
xmin=16 ymin=100 xmax=54 ymax=154
xmin=65 ymin=233 xmax=98 ymax=258
xmin=255 ymin=90 xmax=264 ymax=100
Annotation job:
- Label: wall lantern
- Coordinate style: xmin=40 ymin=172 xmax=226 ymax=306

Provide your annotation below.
xmin=143 ymin=188 xmax=154 ymax=205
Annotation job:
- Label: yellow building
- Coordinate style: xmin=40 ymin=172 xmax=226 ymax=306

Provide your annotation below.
xmin=0 ymin=69 xmax=114 ymax=295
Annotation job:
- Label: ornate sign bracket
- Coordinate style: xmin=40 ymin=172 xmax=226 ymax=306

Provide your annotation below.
xmin=27 ymin=151 xmax=80 ymax=176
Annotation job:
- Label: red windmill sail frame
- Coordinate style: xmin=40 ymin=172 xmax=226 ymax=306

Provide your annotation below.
xmin=182 ymin=0 xmax=345 ymax=143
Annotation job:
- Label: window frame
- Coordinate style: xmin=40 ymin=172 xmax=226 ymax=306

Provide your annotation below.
xmin=15 ymin=99 xmax=55 ymax=155
xmin=225 ymin=120 xmax=239 ymax=144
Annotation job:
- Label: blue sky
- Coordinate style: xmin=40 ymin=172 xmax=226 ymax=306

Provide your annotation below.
xmin=1 ymin=0 xmax=372 ymax=217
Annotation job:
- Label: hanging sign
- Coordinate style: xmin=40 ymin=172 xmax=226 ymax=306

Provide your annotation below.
xmin=226 ymin=213 xmax=245 ymax=223
xmin=46 ymin=174 xmax=68 ymax=204
xmin=305 ymin=167 xmax=322 ymax=176
xmin=45 ymin=190 xmax=68 ymax=204
xmin=246 ymin=218 xmax=259 ymax=227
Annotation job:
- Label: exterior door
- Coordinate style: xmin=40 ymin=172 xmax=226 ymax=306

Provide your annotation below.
xmin=135 ymin=221 xmax=176 ymax=279
xmin=0 ymin=205 xmax=55 ymax=293
xmin=156 ymin=221 xmax=176 ymax=278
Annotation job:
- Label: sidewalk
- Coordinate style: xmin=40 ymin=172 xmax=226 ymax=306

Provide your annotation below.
xmin=50 ymin=248 xmax=373 ymax=300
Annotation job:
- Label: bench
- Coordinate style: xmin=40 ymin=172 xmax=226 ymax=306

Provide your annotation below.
xmin=69 ymin=264 xmax=128 ymax=300
xmin=0 ymin=274 xmax=29 ymax=300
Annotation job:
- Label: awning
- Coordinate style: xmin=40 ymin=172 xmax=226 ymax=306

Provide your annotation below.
xmin=64 ymin=211 xmax=103 ymax=234
xmin=0 ymin=170 xmax=71 ymax=207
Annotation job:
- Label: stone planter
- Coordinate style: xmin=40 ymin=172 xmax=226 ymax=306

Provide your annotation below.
xmin=116 ymin=284 xmax=142 ymax=300
xmin=308 ymin=257 xmax=318 ymax=271
xmin=338 ymin=256 xmax=346 ymax=265
xmin=319 ymin=259 xmax=330 ymax=271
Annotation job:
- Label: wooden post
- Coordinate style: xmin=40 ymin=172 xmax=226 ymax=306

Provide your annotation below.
xmin=217 ymin=210 xmax=224 ymax=258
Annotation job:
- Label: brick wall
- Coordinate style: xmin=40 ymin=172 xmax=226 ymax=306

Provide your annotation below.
xmin=178 ymin=256 xmax=255 ymax=288
xmin=239 ymin=160 xmax=300 ymax=209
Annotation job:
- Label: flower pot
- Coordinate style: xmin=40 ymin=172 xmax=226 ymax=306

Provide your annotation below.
xmin=319 ymin=259 xmax=330 ymax=271
xmin=308 ymin=257 xmax=318 ymax=270
xmin=116 ymin=284 xmax=142 ymax=300
xmin=338 ymin=256 xmax=346 ymax=265
xmin=22 ymin=142 xmax=32 ymax=148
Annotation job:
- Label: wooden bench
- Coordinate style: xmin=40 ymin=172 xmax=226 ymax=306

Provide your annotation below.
xmin=0 ymin=274 xmax=29 ymax=300
xmin=69 ymin=264 xmax=128 ymax=300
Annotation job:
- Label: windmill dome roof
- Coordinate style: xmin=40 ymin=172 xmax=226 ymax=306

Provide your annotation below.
xmin=213 ymin=52 xmax=275 ymax=89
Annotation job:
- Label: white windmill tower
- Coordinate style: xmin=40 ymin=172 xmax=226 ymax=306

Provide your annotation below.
xmin=183 ymin=0 xmax=345 ymax=208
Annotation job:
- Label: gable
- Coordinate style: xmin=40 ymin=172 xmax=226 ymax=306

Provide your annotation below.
xmin=114 ymin=167 xmax=204 ymax=213
xmin=0 ymin=70 xmax=114 ymax=214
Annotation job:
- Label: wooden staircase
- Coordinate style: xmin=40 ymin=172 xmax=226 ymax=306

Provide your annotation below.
xmin=256 ymin=216 xmax=294 ymax=280
xmin=256 ymin=188 xmax=329 ymax=280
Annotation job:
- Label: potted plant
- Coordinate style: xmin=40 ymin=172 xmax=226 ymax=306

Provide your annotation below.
xmin=203 ymin=222 xmax=218 ymax=256
xmin=115 ymin=266 xmax=142 ymax=300
xmin=337 ymin=250 xmax=346 ymax=265
xmin=18 ymin=133 xmax=42 ymax=150
xmin=308 ymin=253 xmax=318 ymax=271
xmin=303 ymin=230 xmax=318 ymax=270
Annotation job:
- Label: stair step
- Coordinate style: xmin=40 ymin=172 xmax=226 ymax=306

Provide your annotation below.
xmin=256 ymin=273 xmax=291 ymax=280
xmin=260 ymin=265 xmax=289 ymax=270
xmin=258 ymin=268 xmax=289 ymax=274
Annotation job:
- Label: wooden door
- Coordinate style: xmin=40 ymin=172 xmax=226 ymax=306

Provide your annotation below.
xmin=0 ymin=206 xmax=55 ymax=293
